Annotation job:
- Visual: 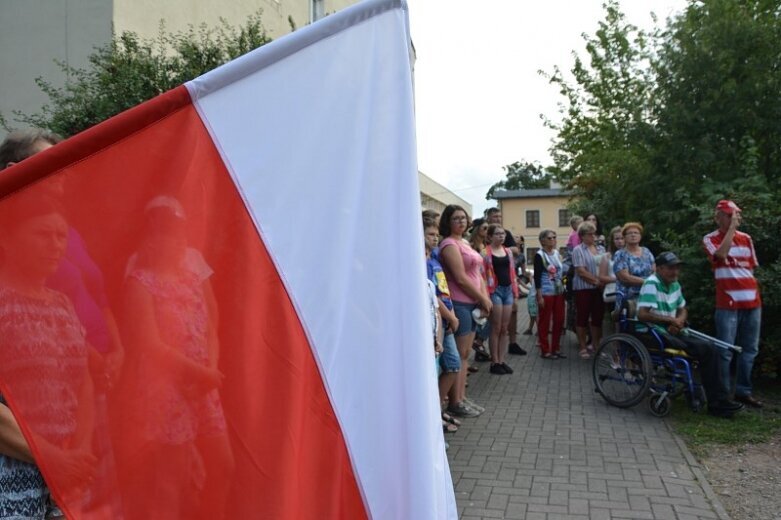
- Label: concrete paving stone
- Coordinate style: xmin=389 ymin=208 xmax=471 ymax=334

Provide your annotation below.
xmin=485 ymin=493 xmax=509 ymax=511
xmin=608 ymin=509 xmax=656 ymax=519
xmin=673 ymin=504 xmax=718 ymax=518
xmin=627 ymin=494 xmax=652 ymax=511
xmin=650 ymin=502 xmax=678 ymax=520
xmin=527 ymin=503 xmax=569 ymax=514
xmin=461 ymin=508 xmax=504 ymax=518
xmin=568 ymin=497 xmax=589 ymax=515
xmin=506 ymin=495 xmax=549 ymax=506
xmin=548 ymin=489 xmax=569 ymax=506
xmin=530 ymin=481 xmax=551 ymax=497
xmin=503 ymin=503 xmax=528 ymax=519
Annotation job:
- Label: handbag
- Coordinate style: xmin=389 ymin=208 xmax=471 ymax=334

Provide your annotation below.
xmin=603 ymin=282 xmax=617 ymax=303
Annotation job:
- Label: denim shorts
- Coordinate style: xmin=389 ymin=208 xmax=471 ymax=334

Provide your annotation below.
xmin=452 ymin=301 xmax=478 ymax=337
xmin=439 ymin=332 xmax=461 ymax=373
xmin=490 ymin=284 xmax=514 ymax=306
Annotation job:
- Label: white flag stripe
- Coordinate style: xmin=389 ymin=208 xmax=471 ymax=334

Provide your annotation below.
xmin=187 ymin=2 xmax=456 ymax=518
xmin=714 ymin=267 xmax=755 ymax=280
xmin=726 ymin=289 xmax=758 ymax=302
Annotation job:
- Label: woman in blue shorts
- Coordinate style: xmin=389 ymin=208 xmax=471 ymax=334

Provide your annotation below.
xmin=483 ymin=225 xmax=519 ymax=375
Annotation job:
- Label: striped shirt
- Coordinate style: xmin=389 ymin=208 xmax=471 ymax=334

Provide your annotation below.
xmin=572 ymin=243 xmax=605 ymax=291
xmin=702 ymin=230 xmax=761 ymax=309
xmin=637 ymin=274 xmax=686 ymax=333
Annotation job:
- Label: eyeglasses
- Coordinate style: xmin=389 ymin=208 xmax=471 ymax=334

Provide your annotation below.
xmin=451 ymin=216 xmax=467 ymax=222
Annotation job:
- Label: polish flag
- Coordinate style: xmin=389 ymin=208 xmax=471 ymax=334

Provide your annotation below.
xmin=0 ymin=0 xmax=456 ymax=518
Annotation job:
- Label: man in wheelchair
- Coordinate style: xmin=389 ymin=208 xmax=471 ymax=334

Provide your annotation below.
xmin=635 ymin=252 xmax=744 ymax=418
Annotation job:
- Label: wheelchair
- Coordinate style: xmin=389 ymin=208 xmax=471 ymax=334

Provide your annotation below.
xmin=592 ymin=301 xmax=710 ymax=417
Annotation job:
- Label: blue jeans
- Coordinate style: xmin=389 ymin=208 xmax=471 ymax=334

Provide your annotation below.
xmin=715 ymin=307 xmax=761 ymax=397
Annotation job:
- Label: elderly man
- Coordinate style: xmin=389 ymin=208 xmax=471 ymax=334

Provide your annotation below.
xmin=636 ymin=252 xmax=743 ymax=418
xmin=703 ymin=200 xmax=763 ymax=408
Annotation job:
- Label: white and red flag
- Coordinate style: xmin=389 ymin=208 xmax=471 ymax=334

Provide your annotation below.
xmin=0 ymin=0 xmax=456 ymax=517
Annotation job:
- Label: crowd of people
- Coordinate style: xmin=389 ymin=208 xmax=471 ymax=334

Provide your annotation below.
xmin=424 ymin=200 xmax=763 ymax=431
xmin=0 ymin=127 xmax=766 ymax=516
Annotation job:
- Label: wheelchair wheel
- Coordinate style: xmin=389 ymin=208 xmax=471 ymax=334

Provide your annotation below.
xmin=593 ymin=334 xmax=652 ymax=408
xmin=648 ymin=394 xmax=672 ymax=417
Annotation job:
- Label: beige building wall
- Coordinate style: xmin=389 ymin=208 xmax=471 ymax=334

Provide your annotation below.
xmin=0 ymin=0 xmax=358 ymax=137
xmin=419 ymin=171 xmax=472 ymax=216
xmin=498 ymin=195 xmax=572 ymax=258
xmin=114 ymin=0 xmax=357 ymax=41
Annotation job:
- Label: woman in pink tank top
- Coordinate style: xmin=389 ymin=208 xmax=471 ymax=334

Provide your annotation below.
xmin=438 ymin=205 xmax=491 ymax=418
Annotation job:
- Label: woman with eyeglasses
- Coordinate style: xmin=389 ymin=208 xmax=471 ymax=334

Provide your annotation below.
xmin=612 ymin=222 xmax=655 ymax=311
xmin=534 ymin=230 xmax=566 ymax=359
xmin=438 ymin=205 xmax=492 ymax=418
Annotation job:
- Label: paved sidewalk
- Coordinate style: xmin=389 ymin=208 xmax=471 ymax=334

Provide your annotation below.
xmin=447 ymin=303 xmax=729 ymax=520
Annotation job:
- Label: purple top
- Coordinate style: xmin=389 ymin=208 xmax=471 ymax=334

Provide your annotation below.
xmin=47 ymin=228 xmax=112 ymax=353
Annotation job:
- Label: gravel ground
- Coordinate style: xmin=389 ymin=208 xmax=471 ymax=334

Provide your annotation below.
xmin=702 ymin=433 xmax=781 ymax=520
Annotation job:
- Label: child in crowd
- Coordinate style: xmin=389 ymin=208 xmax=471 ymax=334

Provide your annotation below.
xmin=526 ymin=278 xmax=539 ymax=338
xmin=423 ymin=216 xmax=462 ymax=434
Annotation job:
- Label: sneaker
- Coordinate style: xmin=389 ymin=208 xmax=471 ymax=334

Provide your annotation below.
xmin=463 ymin=398 xmax=485 ymax=413
xmin=447 ymin=401 xmax=480 ymax=418
xmin=500 ymin=362 xmax=514 ymax=374
xmin=490 ymin=363 xmax=506 ymax=375
xmin=509 ymin=343 xmax=527 ymax=355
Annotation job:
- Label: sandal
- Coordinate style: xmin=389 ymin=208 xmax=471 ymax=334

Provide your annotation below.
xmin=554 ymin=352 xmax=567 ymax=359
xmin=472 ymin=342 xmax=489 ymax=358
xmin=541 ymin=353 xmax=554 ymax=360
xmin=443 ymin=420 xmax=458 ymax=434
xmin=467 ymin=365 xmax=479 ymax=373
xmin=579 ymin=349 xmax=591 ymax=359
xmin=442 ymin=412 xmax=462 ymax=427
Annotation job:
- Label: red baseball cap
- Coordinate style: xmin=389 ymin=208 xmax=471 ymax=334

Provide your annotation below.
xmin=715 ymin=200 xmax=741 ymax=214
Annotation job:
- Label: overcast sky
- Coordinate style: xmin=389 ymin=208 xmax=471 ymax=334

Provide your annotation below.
xmin=407 ymin=0 xmax=686 ymax=216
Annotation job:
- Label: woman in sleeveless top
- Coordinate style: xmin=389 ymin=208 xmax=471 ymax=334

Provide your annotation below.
xmin=438 ymin=206 xmax=491 ymax=418
xmin=482 ymin=225 xmax=519 ymax=375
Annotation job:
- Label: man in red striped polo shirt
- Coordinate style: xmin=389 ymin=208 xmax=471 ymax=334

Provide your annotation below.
xmin=702 ymin=200 xmax=763 ymax=408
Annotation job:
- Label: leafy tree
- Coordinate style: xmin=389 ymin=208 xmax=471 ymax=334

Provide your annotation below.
xmin=541 ymin=2 xmax=657 ymax=222
xmin=545 ymin=0 xmax=781 ymax=375
xmin=7 ymin=12 xmax=271 ymax=137
xmin=486 ymin=160 xmax=553 ymax=199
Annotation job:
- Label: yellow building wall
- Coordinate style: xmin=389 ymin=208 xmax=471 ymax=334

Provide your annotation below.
xmin=114 ymin=0 xmax=359 ymax=41
xmin=498 ymin=196 xmax=573 ymax=257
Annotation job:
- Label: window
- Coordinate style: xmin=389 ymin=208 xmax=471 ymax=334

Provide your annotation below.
xmin=558 ymin=208 xmax=571 ymax=228
xmin=311 ymin=0 xmax=325 ymax=22
xmin=526 ymin=210 xmax=540 ymax=228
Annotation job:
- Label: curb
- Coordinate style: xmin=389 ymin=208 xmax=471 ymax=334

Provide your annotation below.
xmin=665 ymin=419 xmax=732 ymax=520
